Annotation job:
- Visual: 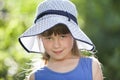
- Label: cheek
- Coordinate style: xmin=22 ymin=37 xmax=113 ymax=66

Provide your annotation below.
xmin=64 ymin=38 xmax=74 ymax=50
xmin=41 ymin=39 xmax=51 ymax=51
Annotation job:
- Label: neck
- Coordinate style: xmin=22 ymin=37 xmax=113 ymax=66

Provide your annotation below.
xmin=50 ymin=55 xmax=77 ymax=62
xmin=47 ymin=55 xmax=80 ymax=66
xmin=46 ymin=56 xmax=80 ymax=73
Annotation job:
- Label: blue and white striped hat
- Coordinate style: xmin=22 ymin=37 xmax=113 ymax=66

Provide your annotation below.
xmin=19 ymin=0 xmax=96 ymax=53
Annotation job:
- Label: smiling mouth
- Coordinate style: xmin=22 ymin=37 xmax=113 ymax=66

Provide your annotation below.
xmin=53 ymin=50 xmax=63 ymax=54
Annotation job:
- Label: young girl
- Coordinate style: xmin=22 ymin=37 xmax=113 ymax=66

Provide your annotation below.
xmin=19 ymin=0 xmax=103 ymax=80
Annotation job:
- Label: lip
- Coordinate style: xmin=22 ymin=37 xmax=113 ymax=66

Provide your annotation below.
xmin=53 ymin=50 xmax=63 ymax=54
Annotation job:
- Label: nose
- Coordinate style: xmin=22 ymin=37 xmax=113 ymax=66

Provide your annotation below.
xmin=53 ymin=38 xmax=61 ymax=49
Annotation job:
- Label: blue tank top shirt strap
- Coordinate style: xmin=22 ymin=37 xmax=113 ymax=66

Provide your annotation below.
xmin=35 ymin=57 xmax=93 ymax=80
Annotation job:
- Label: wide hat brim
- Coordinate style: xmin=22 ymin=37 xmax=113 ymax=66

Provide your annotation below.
xmin=19 ymin=15 xmax=96 ymax=53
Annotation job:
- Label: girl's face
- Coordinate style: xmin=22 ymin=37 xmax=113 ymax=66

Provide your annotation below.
xmin=41 ymin=33 xmax=74 ymax=61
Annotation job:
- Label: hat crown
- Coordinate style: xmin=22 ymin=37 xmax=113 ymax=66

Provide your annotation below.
xmin=36 ymin=0 xmax=77 ymax=18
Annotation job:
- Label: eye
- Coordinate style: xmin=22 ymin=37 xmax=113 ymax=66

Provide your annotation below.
xmin=60 ymin=35 xmax=67 ymax=38
xmin=44 ymin=37 xmax=52 ymax=40
xmin=61 ymin=35 xmax=66 ymax=38
xmin=46 ymin=37 xmax=52 ymax=40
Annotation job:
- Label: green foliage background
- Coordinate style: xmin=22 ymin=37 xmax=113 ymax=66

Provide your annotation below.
xmin=0 ymin=0 xmax=120 ymax=80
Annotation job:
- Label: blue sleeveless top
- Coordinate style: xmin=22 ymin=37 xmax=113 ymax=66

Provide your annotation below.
xmin=35 ymin=57 xmax=92 ymax=80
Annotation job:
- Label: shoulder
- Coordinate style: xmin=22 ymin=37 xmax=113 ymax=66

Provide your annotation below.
xmin=27 ymin=67 xmax=47 ymax=80
xmin=80 ymin=56 xmax=93 ymax=63
xmin=91 ymin=57 xmax=101 ymax=71
xmin=80 ymin=56 xmax=103 ymax=80
xmin=80 ymin=56 xmax=101 ymax=66
xmin=91 ymin=57 xmax=103 ymax=80
xmin=27 ymin=72 xmax=35 ymax=80
xmin=27 ymin=69 xmax=42 ymax=80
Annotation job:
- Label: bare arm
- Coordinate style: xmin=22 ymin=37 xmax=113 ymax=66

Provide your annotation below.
xmin=92 ymin=57 xmax=103 ymax=80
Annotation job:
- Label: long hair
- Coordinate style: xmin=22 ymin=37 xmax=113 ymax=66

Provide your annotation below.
xmin=39 ymin=24 xmax=80 ymax=61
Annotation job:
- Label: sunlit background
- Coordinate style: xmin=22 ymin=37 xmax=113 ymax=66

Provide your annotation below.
xmin=0 ymin=0 xmax=120 ymax=80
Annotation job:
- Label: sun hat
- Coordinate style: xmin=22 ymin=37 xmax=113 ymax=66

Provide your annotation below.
xmin=19 ymin=0 xmax=96 ymax=53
